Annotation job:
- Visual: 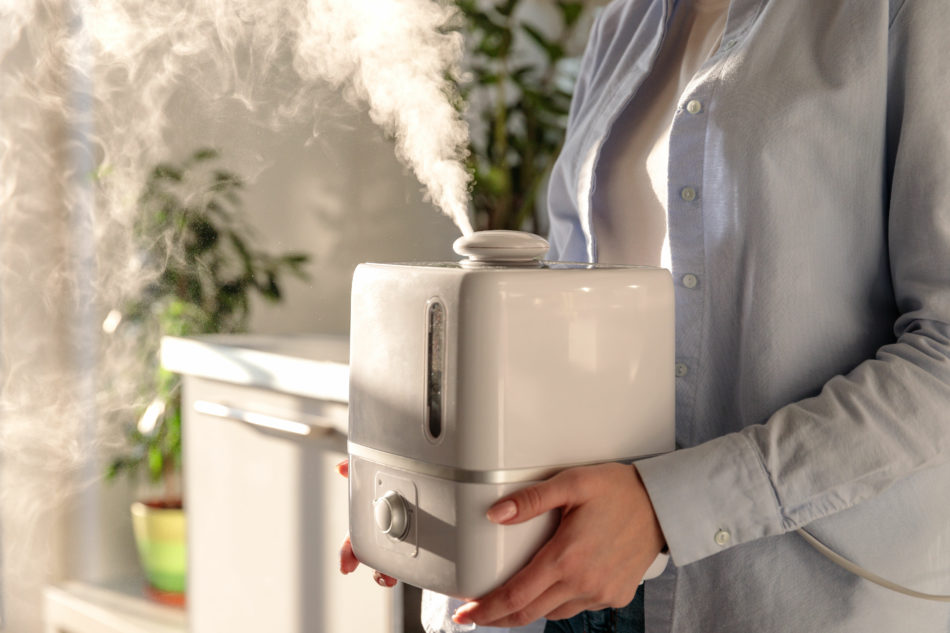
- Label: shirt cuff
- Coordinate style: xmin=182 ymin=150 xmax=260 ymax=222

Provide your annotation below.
xmin=635 ymin=432 xmax=787 ymax=567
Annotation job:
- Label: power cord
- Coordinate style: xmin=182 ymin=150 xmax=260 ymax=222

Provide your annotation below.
xmin=797 ymin=528 xmax=950 ymax=602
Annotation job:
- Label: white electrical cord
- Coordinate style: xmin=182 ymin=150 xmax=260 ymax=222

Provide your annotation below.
xmin=796 ymin=529 xmax=950 ymax=602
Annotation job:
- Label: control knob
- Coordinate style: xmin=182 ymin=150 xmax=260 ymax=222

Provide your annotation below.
xmin=374 ymin=490 xmax=410 ymax=540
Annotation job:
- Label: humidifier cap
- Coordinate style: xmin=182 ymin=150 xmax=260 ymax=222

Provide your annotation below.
xmin=453 ymin=230 xmax=549 ymax=266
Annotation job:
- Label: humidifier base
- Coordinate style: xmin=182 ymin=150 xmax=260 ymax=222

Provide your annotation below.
xmin=348 ymin=453 xmax=558 ymax=598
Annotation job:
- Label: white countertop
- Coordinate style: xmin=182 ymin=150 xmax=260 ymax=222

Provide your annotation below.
xmin=160 ymin=334 xmax=349 ymax=403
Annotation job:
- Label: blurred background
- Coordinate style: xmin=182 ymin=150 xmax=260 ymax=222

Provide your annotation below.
xmin=0 ymin=1 xmax=604 ymax=631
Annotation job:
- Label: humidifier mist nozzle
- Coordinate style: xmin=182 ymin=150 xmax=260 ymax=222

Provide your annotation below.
xmin=452 ymin=230 xmax=549 ymax=267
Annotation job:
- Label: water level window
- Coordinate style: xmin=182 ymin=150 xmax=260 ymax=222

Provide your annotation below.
xmin=425 ymin=300 xmax=445 ymax=441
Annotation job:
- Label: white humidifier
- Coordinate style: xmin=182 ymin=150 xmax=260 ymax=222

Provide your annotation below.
xmin=347 ymin=230 xmax=674 ymax=597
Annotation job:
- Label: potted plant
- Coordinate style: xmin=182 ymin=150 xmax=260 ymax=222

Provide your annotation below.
xmin=455 ymin=0 xmax=598 ymax=232
xmin=104 ymin=148 xmax=309 ymax=603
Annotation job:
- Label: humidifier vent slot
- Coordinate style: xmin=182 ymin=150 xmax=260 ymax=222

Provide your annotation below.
xmin=424 ymin=299 xmax=446 ymax=442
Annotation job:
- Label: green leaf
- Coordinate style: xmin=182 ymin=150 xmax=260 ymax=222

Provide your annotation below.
xmin=455 ymin=0 xmax=478 ymax=17
xmin=148 ymin=445 xmax=164 ymax=482
xmin=281 ymin=253 xmax=309 ymax=265
xmin=165 ymin=408 xmax=182 ymax=448
xmin=521 ymin=24 xmax=564 ymax=62
xmin=557 ymin=1 xmax=584 ymax=28
xmin=495 ymin=0 xmax=518 ymax=17
xmin=480 ymin=165 xmax=511 ymax=195
xmin=478 ymin=29 xmax=512 ymax=57
xmin=187 ymin=218 xmax=219 ymax=254
xmin=510 ymin=64 xmax=539 ymax=81
xmin=191 ymin=147 xmax=219 ymax=162
xmin=150 ymin=163 xmax=182 ymax=182
xmin=281 ymin=253 xmax=310 ymax=274
xmin=229 ymin=233 xmax=254 ymax=275
xmin=471 ymin=10 xmax=507 ymax=35
xmin=211 ymin=169 xmax=243 ymax=192
xmin=475 ymin=72 xmax=502 ymax=86
xmin=261 ymin=272 xmax=281 ymax=301
xmin=105 ymin=460 xmax=122 ymax=481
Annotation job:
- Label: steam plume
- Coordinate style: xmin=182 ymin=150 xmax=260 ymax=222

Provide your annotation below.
xmin=298 ymin=0 xmax=474 ymax=235
xmin=0 ymin=0 xmax=473 ymax=628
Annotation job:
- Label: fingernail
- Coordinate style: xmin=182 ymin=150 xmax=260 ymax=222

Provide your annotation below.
xmin=453 ymin=610 xmax=473 ymax=625
xmin=487 ymin=500 xmax=517 ymax=523
xmin=374 ymin=573 xmax=396 ymax=587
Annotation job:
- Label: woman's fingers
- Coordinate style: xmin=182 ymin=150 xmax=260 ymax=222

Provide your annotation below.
xmin=373 ymin=571 xmax=398 ymax=588
xmin=338 ymin=462 xmax=357 ymax=573
xmin=336 ymin=458 xmax=349 ymax=478
xmin=340 ymin=533 xmax=360 ymax=574
xmin=337 ymin=458 xmax=395 ymax=586
xmin=461 ymin=580 xmax=593 ymax=628
xmin=486 ymin=469 xmax=585 ymax=525
xmin=457 ymin=463 xmax=664 ymax=627
xmin=340 ymin=532 xmax=398 ymax=586
xmin=453 ymin=542 xmax=564 ymax=625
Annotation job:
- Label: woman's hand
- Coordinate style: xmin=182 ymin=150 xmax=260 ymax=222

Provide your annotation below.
xmin=336 ymin=458 xmax=398 ymax=588
xmin=453 ymin=463 xmax=665 ymax=628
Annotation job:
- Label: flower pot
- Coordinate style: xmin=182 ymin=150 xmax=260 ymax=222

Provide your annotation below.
xmin=131 ymin=501 xmax=187 ymax=598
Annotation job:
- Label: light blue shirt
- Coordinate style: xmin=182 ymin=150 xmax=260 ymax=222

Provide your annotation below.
xmin=547 ymin=0 xmax=950 ymax=631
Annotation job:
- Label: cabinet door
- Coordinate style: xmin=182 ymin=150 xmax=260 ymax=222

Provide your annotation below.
xmin=183 ymin=377 xmax=396 ymax=633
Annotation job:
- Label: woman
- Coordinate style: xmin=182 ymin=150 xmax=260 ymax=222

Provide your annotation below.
xmin=348 ymin=1 xmax=950 ymax=631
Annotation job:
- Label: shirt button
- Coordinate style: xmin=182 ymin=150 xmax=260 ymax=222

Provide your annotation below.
xmin=686 ymin=99 xmax=703 ymax=114
xmin=675 ymin=362 xmax=688 ymax=378
xmin=715 ymin=529 xmax=731 ymax=546
xmin=680 ymin=186 xmax=697 ymax=202
xmin=682 ymin=273 xmax=699 ymax=289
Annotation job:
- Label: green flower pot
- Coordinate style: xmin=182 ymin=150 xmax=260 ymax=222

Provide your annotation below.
xmin=131 ymin=501 xmax=187 ymax=594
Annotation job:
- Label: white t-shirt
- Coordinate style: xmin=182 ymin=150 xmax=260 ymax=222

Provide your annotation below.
xmin=424 ymin=3 xmax=730 ymax=632
xmin=593 ymin=0 xmax=729 ymax=269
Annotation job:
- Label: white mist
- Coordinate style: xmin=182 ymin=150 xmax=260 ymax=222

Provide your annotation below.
xmin=0 ymin=0 xmax=475 ymax=629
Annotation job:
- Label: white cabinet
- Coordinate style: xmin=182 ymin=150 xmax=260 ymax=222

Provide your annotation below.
xmin=44 ymin=580 xmax=187 ymax=633
xmin=164 ymin=336 xmax=419 ymax=633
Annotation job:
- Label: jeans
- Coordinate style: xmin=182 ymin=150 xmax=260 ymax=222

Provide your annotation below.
xmin=542 ymin=585 xmax=645 ymax=633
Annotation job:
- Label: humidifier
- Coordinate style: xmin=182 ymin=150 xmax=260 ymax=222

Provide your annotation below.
xmin=347 ymin=230 xmax=674 ymax=597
